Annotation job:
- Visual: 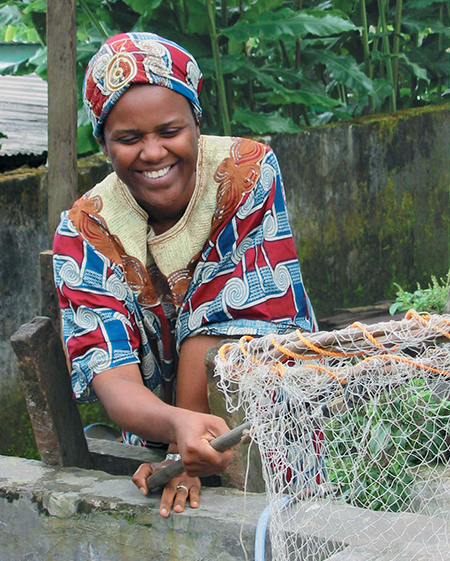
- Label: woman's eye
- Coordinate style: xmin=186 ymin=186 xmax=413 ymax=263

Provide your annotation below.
xmin=161 ymin=128 xmax=180 ymax=137
xmin=117 ymin=136 xmax=140 ymax=144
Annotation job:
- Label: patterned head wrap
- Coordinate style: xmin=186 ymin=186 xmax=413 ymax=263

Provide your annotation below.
xmin=83 ymin=32 xmax=203 ymax=141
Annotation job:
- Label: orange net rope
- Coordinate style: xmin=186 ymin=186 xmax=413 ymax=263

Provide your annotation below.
xmin=215 ymin=311 xmax=450 ymax=561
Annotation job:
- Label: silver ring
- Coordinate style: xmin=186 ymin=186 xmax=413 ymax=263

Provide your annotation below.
xmin=165 ymin=453 xmax=181 ymax=462
xmin=176 ymin=484 xmax=189 ymax=493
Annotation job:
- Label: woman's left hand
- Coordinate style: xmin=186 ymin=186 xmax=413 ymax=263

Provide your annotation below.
xmin=132 ymin=462 xmax=201 ymax=517
xmin=159 ymin=472 xmax=201 ymax=517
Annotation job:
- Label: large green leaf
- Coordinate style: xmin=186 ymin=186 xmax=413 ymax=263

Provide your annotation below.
xmin=414 ymin=47 xmax=450 ymax=77
xmin=199 ymin=54 xmax=246 ymax=78
xmin=352 ymin=78 xmax=393 ymax=116
xmin=233 ymin=107 xmax=303 ymax=134
xmin=401 ymin=16 xmax=450 ymax=37
xmin=0 ymin=4 xmax=23 ymax=27
xmin=23 ymin=0 xmax=46 ymax=14
xmin=28 ymin=45 xmax=47 ymax=79
xmin=311 ymin=106 xmax=354 ymax=124
xmin=77 ymin=41 xmax=103 ymax=64
xmin=78 ymin=107 xmax=92 ymax=128
xmin=371 ymin=78 xmax=393 ymax=107
xmin=400 ymin=14 xmax=446 ymax=35
xmin=429 ymin=21 xmax=450 ymax=37
xmin=332 ymin=0 xmax=357 ymax=14
xmin=180 ymin=0 xmax=210 ymax=36
xmin=397 ymin=53 xmax=430 ymax=83
xmin=123 ymin=0 xmax=163 ymax=16
xmin=369 ymin=422 xmax=392 ymax=456
xmin=308 ymin=50 xmax=374 ymax=93
xmin=0 ymin=42 xmax=39 ymax=67
xmin=265 ymin=66 xmax=331 ymax=95
xmin=407 ymin=0 xmax=445 ymax=8
xmin=244 ymin=0 xmax=287 ymax=18
xmin=302 ymin=36 xmax=341 ymax=48
xmin=77 ymin=123 xmax=99 ymax=156
xmin=257 ymin=87 xmax=342 ymax=108
xmin=236 ymin=61 xmax=331 ymax=98
xmin=222 ymin=8 xmax=357 ymax=42
xmin=0 ymin=0 xmax=443 ymax=138
xmin=235 ymin=63 xmax=288 ymax=91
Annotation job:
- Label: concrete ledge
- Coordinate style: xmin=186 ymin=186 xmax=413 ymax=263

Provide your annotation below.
xmin=1 ymin=455 xmax=449 ymax=561
xmin=0 ymin=455 xmax=267 ymax=561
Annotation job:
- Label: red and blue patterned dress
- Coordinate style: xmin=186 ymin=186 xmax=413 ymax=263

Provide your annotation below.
xmin=53 ymin=135 xmax=317 ymax=445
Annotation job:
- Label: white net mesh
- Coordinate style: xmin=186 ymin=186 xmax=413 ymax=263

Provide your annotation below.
xmin=215 ymin=311 xmax=450 ymax=561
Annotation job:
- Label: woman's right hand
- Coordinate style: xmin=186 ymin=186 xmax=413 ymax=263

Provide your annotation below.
xmin=92 ymin=366 xmax=233 ymax=487
xmin=172 ymin=409 xmax=233 ymax=477
xmin=132 ymin=409 xmax=232 ymax=515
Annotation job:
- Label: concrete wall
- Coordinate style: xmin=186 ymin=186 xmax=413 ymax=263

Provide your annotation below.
xmin=0 ymin=168 xmax=47 ymax=385
xmin=0 ymin=155 xmax=112 ymax=391
xmin=0 ymin=156 xmax=112 ymax=457
xmin=271 ymin=103 xmax=449 ymax=318
xmin=0 ymin=455 xmax=267 ymax=561
xmin=0 ymin=105 xmax=448 ymax=450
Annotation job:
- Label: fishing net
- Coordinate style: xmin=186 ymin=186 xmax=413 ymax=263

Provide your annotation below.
xmin=214 ymin=310 xmax=450 ymax=561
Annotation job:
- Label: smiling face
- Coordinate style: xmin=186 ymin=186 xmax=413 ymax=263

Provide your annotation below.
xmin=101 ymin=84 xmax=200 ymax=235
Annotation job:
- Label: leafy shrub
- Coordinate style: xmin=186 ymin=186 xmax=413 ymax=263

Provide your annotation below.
xmin=325 ymin=378 xmax=450 ymax=512
xmin=0 ymin=0 xmax=448 ymax=153
xmin=389 ymin=270 xmax=450 ymax=315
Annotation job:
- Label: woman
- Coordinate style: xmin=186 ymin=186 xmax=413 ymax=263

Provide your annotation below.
xmin=53 ymin=32 xmax=316 ymax=517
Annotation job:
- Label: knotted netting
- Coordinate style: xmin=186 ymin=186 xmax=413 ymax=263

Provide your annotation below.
xmin=214 ymin=310 xmax=450 ymax=561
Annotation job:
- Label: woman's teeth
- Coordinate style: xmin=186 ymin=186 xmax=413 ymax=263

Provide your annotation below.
xmin=142 ymin=166 xmax=171 ymax=179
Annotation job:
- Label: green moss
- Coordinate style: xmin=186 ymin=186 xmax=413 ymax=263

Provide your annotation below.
xmin=0 ymin=382 xmax=39 ymax=460
xmin=303 ymin=103 xmax=449 ymax=133
xmin=299 ymin=103 xmax=449 ymax=318
xmin=77 ymin=401 xmax=120 ymax=433
xmin=0 ymin=380 xmax=120 ymax=461
xmin=297 ymin=160 xmax=444 ymax=318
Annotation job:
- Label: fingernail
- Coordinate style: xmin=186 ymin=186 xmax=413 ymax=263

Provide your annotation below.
xmin=191 ymin=501 xmax=198 ymax=508
xmin=140 ymin=487 xmax=146 ymax=495
xmin=161 ymin=508 xmax=168 ymax=516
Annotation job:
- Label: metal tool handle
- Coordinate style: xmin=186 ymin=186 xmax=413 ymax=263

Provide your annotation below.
xmin=146 ymin=420 xmax=252 ymax=491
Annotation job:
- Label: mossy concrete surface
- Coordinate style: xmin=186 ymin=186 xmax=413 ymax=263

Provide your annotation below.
xmin=0 ymin=155 xmax=111 ymax=387
xmin=2 ymin=455 xmax=449 ymax=561
xmin=0 ymin=454 xmax=265 ymax=561
xmin=0 ymin=156 xmax=112 ymax=458
xmin=0 ymin=166 xmax=48 ymax=387
xmin=271 ymin=104 xmax=450 ymax=318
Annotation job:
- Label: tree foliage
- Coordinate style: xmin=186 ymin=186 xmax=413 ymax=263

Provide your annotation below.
xmin=0 ymin=0 xmax=448 ymax=154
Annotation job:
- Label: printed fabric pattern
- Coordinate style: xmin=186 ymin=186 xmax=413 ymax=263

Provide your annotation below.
xmin=53 ymin=138 xmax=316 ymax=444
xmin=176 ymin=141 xmax=316 ymax=342
xmin=83 ymin=31 xmax=203 ymax=141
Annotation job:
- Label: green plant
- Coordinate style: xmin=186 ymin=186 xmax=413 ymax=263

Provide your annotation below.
xmin=0 ymin=0 xmax=448 ymax=153
xmin=389 ymin=270 xmax=450 ymax=315
xmin=325 ymin=378 xmax=450 ymax=512
xmin=78 ymin=401 xmax=119 ymax=430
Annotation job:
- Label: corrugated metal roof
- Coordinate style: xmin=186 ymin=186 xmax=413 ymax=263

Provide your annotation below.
xmin=0 ymin=73 xmax=47 ymax=157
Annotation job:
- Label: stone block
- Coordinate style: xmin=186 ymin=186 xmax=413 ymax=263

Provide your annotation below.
xmin=205 ymin=342 xmax=265 ymax=493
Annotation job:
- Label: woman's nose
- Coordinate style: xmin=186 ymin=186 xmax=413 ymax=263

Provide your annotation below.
xmin=139 ymin=136 xmax=168 ymax=161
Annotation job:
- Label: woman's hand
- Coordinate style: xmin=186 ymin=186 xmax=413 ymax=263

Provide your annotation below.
xmin=132 ymin=461 xmax=201 ymax=517
xmin=160 ymin=472 xmax=201 ymax=517
xmin=173 ymin=409 xmax=233 ymax=477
